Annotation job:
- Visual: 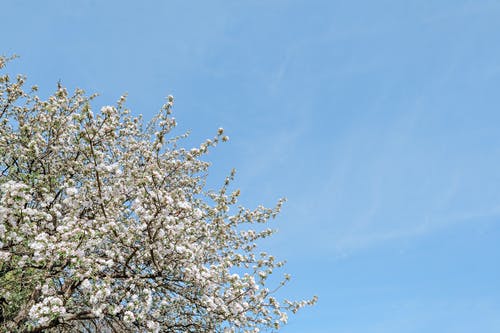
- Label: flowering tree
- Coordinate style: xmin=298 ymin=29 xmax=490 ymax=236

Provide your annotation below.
xmin=0 ymin=56 xmax=316 ymax=332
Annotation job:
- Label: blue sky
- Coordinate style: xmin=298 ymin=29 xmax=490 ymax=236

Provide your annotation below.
xmin=3 ymin=1 xmax=500 ymax=332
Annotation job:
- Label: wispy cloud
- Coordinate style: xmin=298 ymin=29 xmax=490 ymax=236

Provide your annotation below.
xmin=267 ymin=45 xmax=296 ymax=94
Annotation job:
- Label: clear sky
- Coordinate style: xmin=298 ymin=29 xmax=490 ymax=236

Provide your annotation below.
xmin=3 ymin=1 xmax=500 ymax=332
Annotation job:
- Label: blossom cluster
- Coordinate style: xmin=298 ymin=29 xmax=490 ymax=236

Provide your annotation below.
xmin=0 ymin=56 xmax=316 ymax=332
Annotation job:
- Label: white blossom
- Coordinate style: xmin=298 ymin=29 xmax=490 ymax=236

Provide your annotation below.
xmin=0 ymin=56 xmax=316 ymax=332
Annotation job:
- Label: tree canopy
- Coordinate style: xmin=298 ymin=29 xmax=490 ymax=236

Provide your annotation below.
xmin=0 ymin=56 xmax=316 ymax=332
